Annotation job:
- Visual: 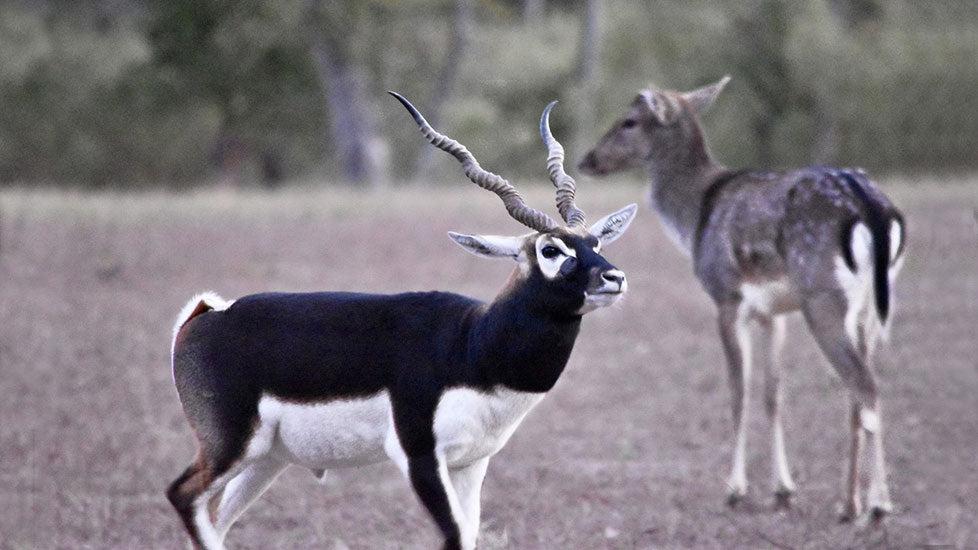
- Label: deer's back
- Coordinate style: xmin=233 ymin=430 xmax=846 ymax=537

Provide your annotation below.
xmin=693 ymin=167 xmax=897 ymax=307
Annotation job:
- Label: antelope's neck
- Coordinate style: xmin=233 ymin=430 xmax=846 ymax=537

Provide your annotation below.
xmin=468 ymin=286 xmax=582 ymax=393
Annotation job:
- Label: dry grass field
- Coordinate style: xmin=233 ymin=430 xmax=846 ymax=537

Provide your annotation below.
xmin=1 ymin=177 xmax=976 ymax=549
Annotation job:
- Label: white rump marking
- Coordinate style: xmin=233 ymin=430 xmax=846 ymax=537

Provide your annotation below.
xmin=172 ymin=291 xmax=231 ymax=343
xmin=889 ymin=219 xmax=903 ymax=263
xmin=171 ymin=291 xmax=233 ymax=385
xmin=834 ymin=223 xmax=875 ymax=344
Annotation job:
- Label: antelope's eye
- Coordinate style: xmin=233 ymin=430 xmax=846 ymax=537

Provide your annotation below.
xmin=541 ymin=245 xmax=561 ymax=259
xmin=621 ymin=119 xmax=638 ymax=129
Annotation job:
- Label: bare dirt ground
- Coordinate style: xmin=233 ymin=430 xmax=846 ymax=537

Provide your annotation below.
xmin=1 ymin=177 xmax=976 ymax=549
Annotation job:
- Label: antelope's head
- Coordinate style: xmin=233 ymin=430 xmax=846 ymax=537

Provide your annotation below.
xmin=390 ymin=92 xmax=637 ymax=316
xmin=578 ymin=76 xmax=730 ymax=176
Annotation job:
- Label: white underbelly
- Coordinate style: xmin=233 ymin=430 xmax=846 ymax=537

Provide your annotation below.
xmin=260 ymin=393 xmax=393 ymax=469
xmin=256 ymin=386 xmax=546 ymax=472
xmin=433 ymin=387 xmax=545 ymax=467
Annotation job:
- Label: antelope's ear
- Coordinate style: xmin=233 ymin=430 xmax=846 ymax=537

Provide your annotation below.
xmin=588 ymin=204 xmax=638 ymax=245
xmin=682 ymin=75 xmax=730 ymax=115
xmin=448 ymin=232 xmax=522 ymax=259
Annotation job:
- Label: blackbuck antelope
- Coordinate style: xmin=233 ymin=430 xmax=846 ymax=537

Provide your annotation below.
xmin=580 ymin=77 xmax=906 ymax=521
xmin=166 ymin=93 xmax=637 ymax=550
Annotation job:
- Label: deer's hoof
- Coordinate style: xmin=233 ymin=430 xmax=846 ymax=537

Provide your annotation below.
xmin=773 ymin=490 xmax=793 ymax=511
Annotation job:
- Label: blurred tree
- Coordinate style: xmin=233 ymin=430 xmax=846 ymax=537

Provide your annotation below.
xmin=811 ymin=0 xmax=883 ymax=164
xmin=721 ymin=1 xmax=809 ymax=168
xmin=148 ymin=0 xmax=320 ymax=186
xmin=305 ymin=1 xmax=384 ymax=185
xmin=1 ymin=0 xmax=977 ymax=187
xmin=523 ymin=0 xmax=545 ymax=25
xmin=412 ymin=0 xmax=474 ymax=179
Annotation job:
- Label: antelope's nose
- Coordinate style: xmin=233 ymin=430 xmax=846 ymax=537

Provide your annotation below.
xmin=601 ymin=269 xmax=626 ymax=291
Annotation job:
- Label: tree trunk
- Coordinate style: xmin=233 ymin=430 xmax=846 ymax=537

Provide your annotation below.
xmin=572 ymin=0 xmax=602 ymax=158
xmin=309 ymin=29 xmax=382 ymax=185
xmin=523 ymin=0 xmax=544 ymax=26
xmin=811 ymin=92 xmax=838 ymax=165
xmin=413 ymin=0 xmax=473 ymax=180
xmin=754 ymin=118 xmax=774 ymax=168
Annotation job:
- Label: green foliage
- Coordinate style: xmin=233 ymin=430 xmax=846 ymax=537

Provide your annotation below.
xmin=1 ymin=0 xmax=976 ymax=187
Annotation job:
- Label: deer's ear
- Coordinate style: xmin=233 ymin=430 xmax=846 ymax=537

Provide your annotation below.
xmin=682 ymin=75 xmax=730 ymax=115
xmin=635 ymin=89 xmax=669 ymax=124
xmin=448 ymin=232 xmax=522 ymax=259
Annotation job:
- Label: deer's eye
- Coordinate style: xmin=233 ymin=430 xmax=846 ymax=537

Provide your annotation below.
xmin=621 ymin=119 xmax=638 ymax=129
xmin=541 ymin=245 xmax=561 ymax=259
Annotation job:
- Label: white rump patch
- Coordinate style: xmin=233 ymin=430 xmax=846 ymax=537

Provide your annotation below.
xmin=889 ymin=219 xmax=903 ymax=263
xmin=834 ymin=223 xmax=875 ymax=344
xmin=171 ymin=291 xmax=233 ymax=384
xmin=172 ymin=291 xmax=231 ymax=342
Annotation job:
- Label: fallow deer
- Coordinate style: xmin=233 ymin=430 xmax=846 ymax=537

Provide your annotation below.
xmin=166 ymin=93 xmax=637 ymax=550
xmin=579 ymin=77 xmax=905 ymax=521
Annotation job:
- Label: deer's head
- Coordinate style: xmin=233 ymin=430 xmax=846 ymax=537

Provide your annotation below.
xmin=578 ymin=76 xmax=730 ymax=176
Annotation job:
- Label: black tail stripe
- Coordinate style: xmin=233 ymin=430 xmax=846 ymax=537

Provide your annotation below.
xmin=839 ymin=218 xmax=858 ymax=271
xmin=836 ymin=171 xmax=891 ymax=322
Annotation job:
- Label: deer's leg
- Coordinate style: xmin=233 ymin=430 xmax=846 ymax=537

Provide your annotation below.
xmin=865 ymin=406 xmax=892 ymax=521
xmin=448 ymin=457 xmax=491 ymax=550
xmin=856 ymin=319 xmax=892 ymax=520
xmin=214 ymin=456 xmax=288 ymax=541
xmin=800 ymin=290 xmax=886 ymax=522
xmin=843 ymin=399 xmax=865 ymax=521
xmin=757 ymin=314 xmax=796 ymax=507
xmin=717 ymin=301 xmax=753 ymax=505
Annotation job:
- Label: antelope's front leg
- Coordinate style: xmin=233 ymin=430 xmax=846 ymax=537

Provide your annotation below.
xmin=448 ymin=457 xmax=491 ymax=549
xmin=387 ymin=429 xmax=468 ymax=549
xmin=406 ymin=453 xmax=467 ymax=550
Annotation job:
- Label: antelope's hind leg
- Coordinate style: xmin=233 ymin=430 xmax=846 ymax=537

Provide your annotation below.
xmin=214 ymin=456 xmax=289 ymax=541
xmin=167 ymin=455 xmax=254 ymax=550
